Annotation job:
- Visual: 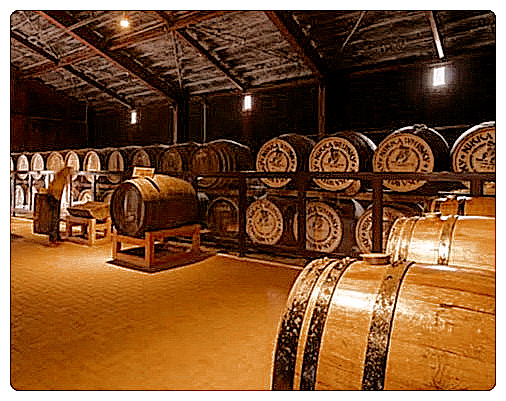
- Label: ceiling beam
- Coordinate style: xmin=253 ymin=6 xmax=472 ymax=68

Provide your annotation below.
xmin=107 ymin=11 xmax=230 ymax=51
xmin=11 ymin=30 xmax=134 ymax=108
xmin=341 ymin=11 xmax=366 ymax=51
xmin=20 ymin=48 xmax=94 ymax=78
xmin=264 ymin=11 xmax=326 ymax=78
xmin=36 ymin=11 xmax=181 ymax=104
xmin=425 ymin=11 xmax=445 ymax=59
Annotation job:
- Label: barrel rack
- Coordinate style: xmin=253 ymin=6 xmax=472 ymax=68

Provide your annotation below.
xmin=11 ymin=169 xmax=495 ymax=260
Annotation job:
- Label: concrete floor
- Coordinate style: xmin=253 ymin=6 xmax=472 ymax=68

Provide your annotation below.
xmin=10 ymin=217 xmax=300 ymax=390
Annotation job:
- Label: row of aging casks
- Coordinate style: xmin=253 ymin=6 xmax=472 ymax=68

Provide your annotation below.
xmin=10 ymin=121 xmax=495 ymax=193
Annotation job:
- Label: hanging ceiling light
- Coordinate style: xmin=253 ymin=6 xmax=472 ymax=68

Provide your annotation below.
xmin=120 ymin=13 xmax=130 ymax=28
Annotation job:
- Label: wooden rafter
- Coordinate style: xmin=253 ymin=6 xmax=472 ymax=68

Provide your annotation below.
xmin=425 ymin=11 xmax=445 ymax=59
xmin=154 ymin=11 xmax=245 ymax=92
xmin=20 ymin=48 xmax=93 ymax=78
xmin=264 ymin=11 xmax=325 ymax=78
xmin=36 ymin=10 xmax=181 ymax=104
xmin=341 ymin=11 xmax=366 ymax=51
xmin=11 ymin=30 xmax=134 ymax=108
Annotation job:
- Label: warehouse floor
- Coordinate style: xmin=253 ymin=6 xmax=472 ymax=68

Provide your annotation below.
xmin=10 ymin=217 xmax=300 ymax=390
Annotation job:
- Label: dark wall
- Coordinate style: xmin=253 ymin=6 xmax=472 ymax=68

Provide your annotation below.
xmin=326 ymin=52 xmax=496 ymax=146
xmin=88 ymin=103 xmax=173 ymax=148
xmin=11 ymin=73 xmax=88 ymax=152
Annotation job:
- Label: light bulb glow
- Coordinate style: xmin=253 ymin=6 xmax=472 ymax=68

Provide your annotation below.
xmin=120 ymin=18 xmax=130 ymax=28
xmin=243 ymin=95 xmax=252 ymax=111
xmin=433 ymin=66 xmax=446 ymax=86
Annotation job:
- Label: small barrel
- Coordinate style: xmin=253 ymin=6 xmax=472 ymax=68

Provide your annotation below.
xmin=246 ymin=198 xmax=285 ymax=245
xmin=310 ymin=131 xmax=376 ymax=193
xmin=206 ymin=196 xmax=239 ymax=238
xmin=110 ymin=174 xmax=199 ymax=237
xmin=372 ymin=124 xmax=449 ymax=192
xmin=46 ymin=151 xmax=65 ymax=173
xmin=272 ymin=256 xmax=495 ymax=390
xmin=256 ymin=133 xmax=315 ymax=188
xmin=30 ymin=152 xmax=46 ymax=180
xmin=450 ymin=121 xmax=495 ymax=195
xmin=15 ymin=153 xmax=30 ymax=180
xmin=430 ymin=195 xmax=495 ymax=217
xmin=355 ymin=203 xmax=421 ymax=253
xmin=386 ymin=213 xmax=495 ymax=271
xmin=159 ymin=142 xmax=200 ymax=175
xmin=190 ymin=139 xmax=252 ymax=189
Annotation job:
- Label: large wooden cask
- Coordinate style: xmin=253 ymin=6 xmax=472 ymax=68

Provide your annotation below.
xmin=272 ymin=256 xmax=495 ymax=390
xmin=190 ymin=139 xmax=252 ymax=189
xmin=355 ymin=203 xmax=422 ymax=253
xmin=309 ymin=131 xmax=376 ymax=194
xmin=110 ymin=174 xmax=199 ymax=237
xmin=450 ymin=121 xmax=495 ymax=195
xmin=256 ymin=133 xmax=315 ymax=188
xmin=386 ymin=214 xmax=495 ymax=271
xmin=159 ymin=142 xmax=200 ymax=175
xmin=372 ymin=124 xmax=449 ymax=192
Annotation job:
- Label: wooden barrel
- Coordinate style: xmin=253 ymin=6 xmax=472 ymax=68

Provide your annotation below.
xmin=15 ymin=154 xmax=30 ymax=180
xmin=190 ymin=139 xmax=252 ymax=189
xmin=14 ymin=184 xmax=27 ymax=209
xmin=105 ymin=148 xmax=126 ymax=183
xmin=386 ymin=213 xmax=495 ymax=271
xmin=46 ymin=151 xmax=65 ymax=173
xmin=129 ymin=147 xmax=152 ymax=168
xmin=355 ymin=203 xmax=421 ymax=253
xmin=206 ymin=196 xmax=239 ymax=237
xmin=256 ymin=133 xmax=315 ymax=188
xmin=159 ymin=142 xmax=200 ymax=175
xmin=271 ymin=256 xmax=495 ymax=390
xmin=450 ymin=121 xmax=495 ymax=195
xmin=246 ymin=198 xmax=285 ymax=245
xmin=110 ymin=174 xmax=199 ymax=237
xmin=372 ymin=124 xmax=449 ymax=192
xmin=30 ymin=152 xmax=46 ymax=180
xmin=63 ymin=150 xmax=81 ymax=181
xmin=430 ymin=195 xmax=495 ymax=217
xmin=310 ymin=131 xmax=376 ymax=193
xmin=291 ymin=201 xmax=344 ymax=253
xmin=82 ymin=150 xmax=103 ymax=182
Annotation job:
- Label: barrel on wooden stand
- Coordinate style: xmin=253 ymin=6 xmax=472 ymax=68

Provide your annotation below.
xmin=450 ymin=121 xmax=495 ymax=195
xmin=190 ymin=139 xmax=252 ymax=189
xmin=386 ymin=213 xmax=495 ymax=271
xmin=256 ymin=133 xmax=315 ymax=188
xmin=372 ymin=124 xmax=450 ymax=192
xmin=355 ymin=203 xmax=422 ymax=253
xmin=271 ymin=255 xmax=495 ymax=390
xmin=110 ymin=174 xmax=199 ymax=237
xmin=309 ymin=131 xmax=376 ymax=194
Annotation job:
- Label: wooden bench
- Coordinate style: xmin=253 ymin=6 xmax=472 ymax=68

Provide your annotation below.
xmin=112 ymin=224 xmax=208 ymax=270
xmin=64 ymin=215 xmax=112 ymax=246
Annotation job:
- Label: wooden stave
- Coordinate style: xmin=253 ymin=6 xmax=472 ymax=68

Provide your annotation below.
xmin=110 ymin=174 xmax=199 ymax=237
xmin=271 ymin=257 xmax=495 ymax=390
xmin=256 ymin=133 xmax=316 ymax=188
xmin=386 ymin=214 xmax=495 ymax=271
xmin=310 ymin=131 xmax=377 ymax=193
xmin=372 ymin=124 xmax=450 ymax=192
xmin=355 ymin=203 xmax=422 ymax=253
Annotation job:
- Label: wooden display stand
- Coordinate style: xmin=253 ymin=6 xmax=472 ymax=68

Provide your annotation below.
xmin=65 ymin=215 xmax=112 ymax=246
xmin=112 ymin=224 xmax=207 ymax=270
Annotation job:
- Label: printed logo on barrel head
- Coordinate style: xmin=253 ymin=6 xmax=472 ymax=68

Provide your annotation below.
xmin=452 ymin=126 xmax=495 ymax=173
xmin=246 ymin=199 xmax=284 ymax=245
xmin=293 ymin=201 xmax=343 ymax=253
xmin=373 ymin=133 xmax=434 ymax=192
xmin=256 ymin=138 xmax=298 ymax=188
xmin=355 ymin=207 xmax=409 ymax=253
xmin=310 ymin=137 xmax=360 ymax=191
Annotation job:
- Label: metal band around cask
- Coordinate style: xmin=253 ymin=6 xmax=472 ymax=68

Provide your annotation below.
xmin=272 ymin=256 xmax=495 ymax=390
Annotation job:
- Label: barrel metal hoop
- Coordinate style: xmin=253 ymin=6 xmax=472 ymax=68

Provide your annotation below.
xmin=299 ymin=257 xmax=356 ymax=390
xmin=271 ymin=258 xmax=332 ymax=390
xmin=438 ymin=215 xmax=459 ymax=265
xmin=362 ymin=260 xmax=414 ymax=390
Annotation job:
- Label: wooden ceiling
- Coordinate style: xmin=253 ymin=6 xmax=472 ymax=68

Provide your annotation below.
xmin=10 ymin=10 xmax=495 ymax=112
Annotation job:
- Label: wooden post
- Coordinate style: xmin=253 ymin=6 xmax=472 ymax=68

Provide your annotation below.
xmin=202 ymin=98 xmax=207 ymax=143
xmin=296 ymin=172 xmax=309 ymax=252
xmin=318 ymin=82 xmax=326 ymax=140
xmin=238 ymin=174 xmax=247 ymax=257
xmin=371 ymin=178 xmax=383 ymax=253
xmin=171 ymin=105 xmax=178 ymax=144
